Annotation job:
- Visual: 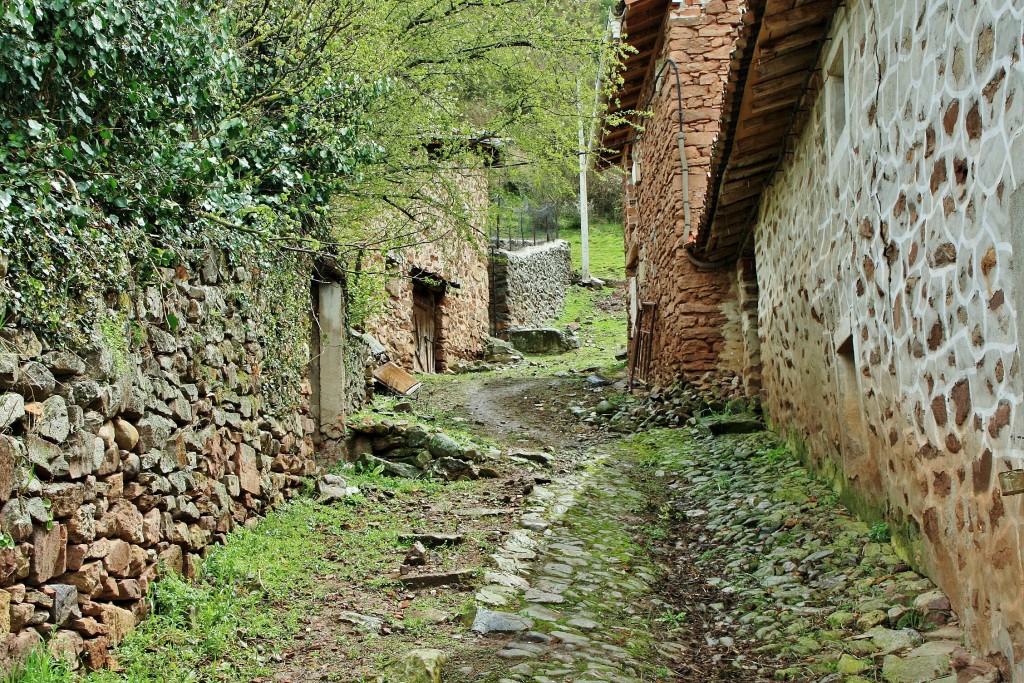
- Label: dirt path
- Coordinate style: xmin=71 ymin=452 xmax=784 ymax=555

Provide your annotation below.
xmin=243 ymin=366 xmax=970 ymax=683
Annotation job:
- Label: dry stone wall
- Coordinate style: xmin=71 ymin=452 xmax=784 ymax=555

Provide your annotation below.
xmin=0 ymin=252 xmax=319 ymax=668
xmin=489 ymin=240 xmax=571 ymax=338
xmin=623 ymin=0 xmax=749 ymax=389
xmin=752 ymin=0 xmax=1024 ymax=675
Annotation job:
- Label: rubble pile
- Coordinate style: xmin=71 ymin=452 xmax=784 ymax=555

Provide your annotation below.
xmin=346 ymin=420 xmax=501 ymax=481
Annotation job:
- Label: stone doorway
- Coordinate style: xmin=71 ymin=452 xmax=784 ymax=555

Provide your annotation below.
xmin=412 ymin=280 xmax=442 ymax=374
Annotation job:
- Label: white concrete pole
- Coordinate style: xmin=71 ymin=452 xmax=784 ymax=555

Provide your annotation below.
xmin=577 ymin=93 xmax=591 ymax=283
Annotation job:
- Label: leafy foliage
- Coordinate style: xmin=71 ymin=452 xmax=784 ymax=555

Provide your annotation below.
xmin=0 ymin=0 xmax=379 ymax=341
xmin=0 ymin=0 xmax=618 ymax=351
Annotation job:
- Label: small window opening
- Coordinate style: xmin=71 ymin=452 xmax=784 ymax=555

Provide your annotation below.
xmin=836 ymin=334 xmax=864 ymax=459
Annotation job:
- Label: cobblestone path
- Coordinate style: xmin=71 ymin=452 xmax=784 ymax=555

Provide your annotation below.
xmin=452 ymin=453 xmax=682 ymax=682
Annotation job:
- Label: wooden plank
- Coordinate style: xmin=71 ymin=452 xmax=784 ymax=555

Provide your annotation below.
xmin=758 ymin=27 xmax=824 ymax=58
xmin=753 ymin=44 xmax=822 ymax=81
xmin=750 ymin=70 xmax=807 ymax=99
xmin=762 ymin=0 xmax=832 ymax=33
xmin=373 ymin=362 xmax=422 ymax=395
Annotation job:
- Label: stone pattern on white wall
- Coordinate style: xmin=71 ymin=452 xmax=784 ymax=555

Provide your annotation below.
xmin=753 ymin=0 xmax=1024 ymax=673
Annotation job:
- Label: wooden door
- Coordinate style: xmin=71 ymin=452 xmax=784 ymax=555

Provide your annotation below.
xmin=413 ymin=289 xmax=436 ymax=373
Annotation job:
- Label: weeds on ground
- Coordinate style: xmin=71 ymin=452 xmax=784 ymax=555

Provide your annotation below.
xmin=2 ymin=647 xmax=75 ymax=683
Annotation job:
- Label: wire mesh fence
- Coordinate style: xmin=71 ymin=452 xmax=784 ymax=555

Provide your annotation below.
xmin=490 ymin=196 xmax=562 ymax=249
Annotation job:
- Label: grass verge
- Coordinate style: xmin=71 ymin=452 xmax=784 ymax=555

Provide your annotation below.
xmin=560 ymin=219 xmax=625 ymax=281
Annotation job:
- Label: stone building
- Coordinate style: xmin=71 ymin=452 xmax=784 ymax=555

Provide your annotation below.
xmin=367 ymin=173 xmax=492 ymax=374
xmin=605 ymin=0 xmax=1024 ymax=676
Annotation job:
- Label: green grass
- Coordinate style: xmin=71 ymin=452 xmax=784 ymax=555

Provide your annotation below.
xmin=561 ymin=218 xmax=625 ymax=281
xmin=526 ymin=285 xmax=626 ymax=374
xmin=2 ymin=647 xmax=75 ymax=683
xmin=1 ymin=471 xmax=472 ymax=683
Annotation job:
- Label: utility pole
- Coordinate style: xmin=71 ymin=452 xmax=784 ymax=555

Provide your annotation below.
xmin=577 ymin=14 xmax=617 ymax=285
xmin=577 ymin=81 xmax=591 ymax=284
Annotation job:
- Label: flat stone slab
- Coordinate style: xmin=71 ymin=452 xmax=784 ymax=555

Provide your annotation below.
xmin=472 ymin=608 xmax=534 ymax=634
xmin=524 ymin=588 xmax=566 ymax=604
xmin=394 ymin=569 xmax=476 ymax=588
xmin=337 ymin=611 xmax=384 ymax=633
xmin=399 ymin=532 xmax=464 ymax=547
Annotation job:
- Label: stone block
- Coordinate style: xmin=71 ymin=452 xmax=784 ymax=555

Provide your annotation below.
xmin=0 ymin=590 xmax=10 ymax=636
xmin=67 ymin=504 xmax=97 ymax=544
xmin=135 ymin=414 xmax=175 ymax=453
xmin=0 ymin=436 xmax=19 ymax=501
xmin=235 ymin=444 xmax=260 ymax=495
xmin=0 ymin=355 xmax=19 ymax=391
xmin=99 ymin=500 xmax=144 ymax=544
xmin=0 ymin=500 xmax=32 ymax=542
xmin=28 ymin=522 xmax=67 ymax=584
xmin=35 ymin=395 xmax=70 ymax=442
xmin=41 ymin=351 xmax=86 ymax=377
xmin=81 ymin=634 xmax=111 ymax=670
xmin=0 ymin=394 xmax=24 ymax=431
xmin=89 ymin=538 xmax=132 ymax=577
xmin=14 ymin=362 xmax=55 ymax=400
xmin=47 ymin=628 xmax=84 ymax=666
xmin=62 ymin=561 xmax=105 ymax=596
xmin=98 ymin=602 xmax=136 ymax=647
xmin=508 ymin=328 xmax=579 ymax=355
xmin=112 ymin=418 xmax=140 ymax=451
xmin=46 ymin=584 xmax=79 ymax=626
xmin=42 ymin=482 xmax=85 ymax=519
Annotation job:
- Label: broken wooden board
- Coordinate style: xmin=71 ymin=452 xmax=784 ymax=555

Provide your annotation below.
xmin=373 ymin=362 xmax=422 ymax=395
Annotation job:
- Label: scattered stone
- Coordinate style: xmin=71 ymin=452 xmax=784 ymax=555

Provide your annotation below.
xmin=881 ymin=653 xmax=951 ymax=682
xmin=400 ymin=533 xmax=464 ymax=547
xmin=406 ymin=607 xmax=449 ymax=624
xmin=338 ymin=611 xmax=384 ymax=633
xmin=471 ymin=608 xmax=534 ymax=634
xmin=395 ymin=569 xmax=475 ymax=588
xmin=702 ymin=414 xmax=764 ymax=435
xmin=404 ymin=542 xmax=429 ymax=567
xmin=510 ymin=450 xmax=554 ymax=467
xmin=378 ymin=648 xmax=447 ymax=683
xmin=316 ymin=474 xmax=360 ymax=503
xmin=868 ymin=627 xmax=924 ymax=654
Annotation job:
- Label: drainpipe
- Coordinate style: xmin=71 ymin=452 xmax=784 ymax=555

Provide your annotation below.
xmin=646 ymin=59 xmax=693 ymax=253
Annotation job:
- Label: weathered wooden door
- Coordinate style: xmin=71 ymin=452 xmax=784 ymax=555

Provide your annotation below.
xmin=413 ymin=288 xmax=436 ymax=373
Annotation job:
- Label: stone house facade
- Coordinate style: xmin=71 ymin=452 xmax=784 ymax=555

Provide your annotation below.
xmin=606 ymin=0 xmax=1024 ymax=676
xmin=367 ymin=172 xmax=491 ymax=374
xmin=604 ymin=0 xmax=754 ymax=390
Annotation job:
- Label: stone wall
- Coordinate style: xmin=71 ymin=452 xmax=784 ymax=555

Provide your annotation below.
xmin=751 ymin=0 xmax=1024 ymax=675
xmin=489 ymin=240 xmax=571 ymax=338
xmin=0 ymin=251 xmax=320 ymax=668
xmin=622 ymin=0 xmax=749 ymax=389
xmin=368 ymin=173 xmax=491 ymax=373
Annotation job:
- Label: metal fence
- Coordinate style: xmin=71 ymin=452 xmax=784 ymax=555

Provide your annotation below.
xmin=490 ymin=197 xmax=562 ymax=248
